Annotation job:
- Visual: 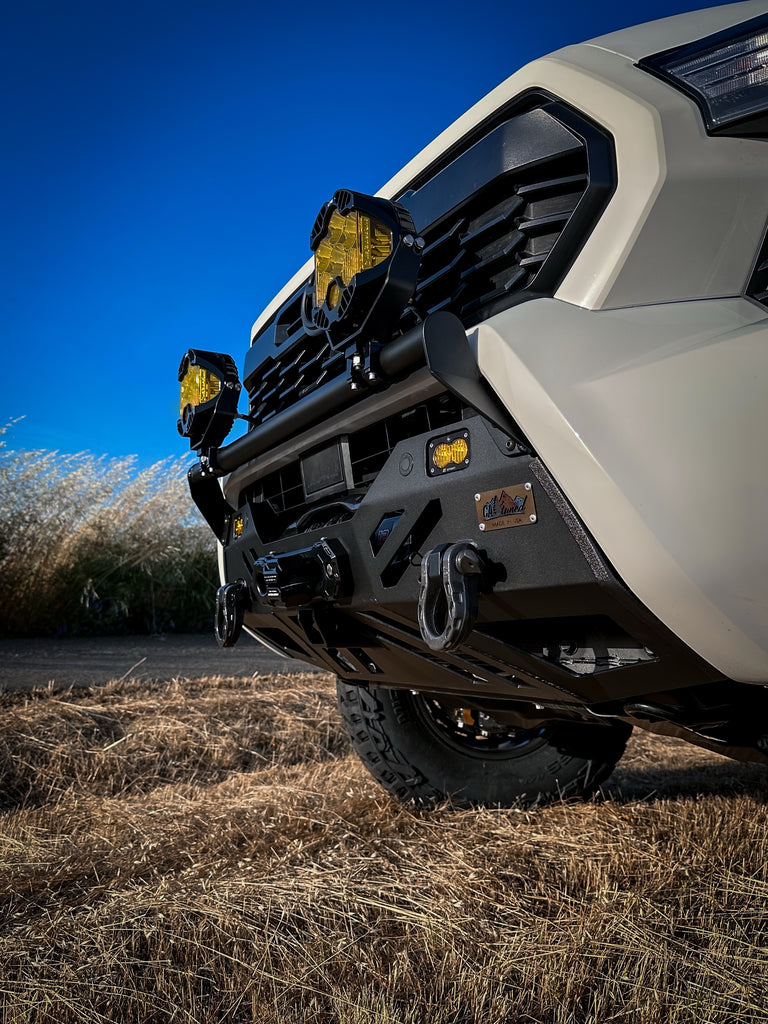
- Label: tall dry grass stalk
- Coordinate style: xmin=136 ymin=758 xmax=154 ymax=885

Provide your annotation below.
xmin=0 ymin=426 xmax=217 ymax=635
xmin=2 ymin=670 xmax=767 ymax=1022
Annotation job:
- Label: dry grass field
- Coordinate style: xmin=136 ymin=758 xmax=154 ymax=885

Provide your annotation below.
xmin=2 ymin=669 xmax=768 ymax=1023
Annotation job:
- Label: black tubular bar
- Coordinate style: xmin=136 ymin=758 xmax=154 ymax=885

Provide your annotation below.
xmin=208 ymin=312 xmax=466 ymax=476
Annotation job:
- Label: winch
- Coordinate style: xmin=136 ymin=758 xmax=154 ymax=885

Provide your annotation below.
xmin=251 ymin=537 xmax=350 ymax=609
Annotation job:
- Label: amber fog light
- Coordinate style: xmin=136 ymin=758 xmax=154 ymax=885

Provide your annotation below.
xmin=428 ymin=431 xmax=471 ymax=475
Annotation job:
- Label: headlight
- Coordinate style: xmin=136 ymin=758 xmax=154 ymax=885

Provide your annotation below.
xmin=639 ymin=13 xmax=768 ymax=136
xmin=177 ymin=349 xmax=241 ymax=451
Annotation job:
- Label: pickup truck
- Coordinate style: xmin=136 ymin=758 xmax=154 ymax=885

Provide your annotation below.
xmin=178 ymin=1 xmax=768 ymax=806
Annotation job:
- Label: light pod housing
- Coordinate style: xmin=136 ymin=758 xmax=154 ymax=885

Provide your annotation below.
xmin=302 ymin=189 xmax=422 ymax=348
xmin=427 ymin=431 xmax=471 ymax=476
xmin=177 ymin=349 xmax=241 ymax=450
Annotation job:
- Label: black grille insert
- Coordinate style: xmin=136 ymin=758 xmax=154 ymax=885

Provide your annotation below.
xmin=411 ymin=165 xmax=588 ymax=321
xmin=250 ymin=318 xmax=346 ymax=425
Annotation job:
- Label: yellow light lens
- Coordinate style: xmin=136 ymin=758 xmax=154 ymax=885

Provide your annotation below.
xmin=179 ymin=365 xmax=221 ymax=415
xmin=232 ymin=515 xmax=244 ymax=538
xmin=432 ymin=438 xmax=469 ymax=470
xmin=314 ymin=208 xmax=392 ymax=307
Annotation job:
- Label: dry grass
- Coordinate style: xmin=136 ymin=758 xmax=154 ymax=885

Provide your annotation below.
xmin=2 ymin=671 xmax=768 ymax=1023
xmin=0 ymin=432 xmax=217 ymax=635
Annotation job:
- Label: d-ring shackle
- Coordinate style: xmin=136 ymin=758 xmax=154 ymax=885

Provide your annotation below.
xmin=214 ymin=580 xmax=248 ymax=648
xmin=417 ymin=541 xmax=483 ymax=652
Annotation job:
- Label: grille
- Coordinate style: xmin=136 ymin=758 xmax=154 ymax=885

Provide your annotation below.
xmin=245 ymin=96 xmax=614 ymax=427
xmin=411 ymin=168 xmax=587 ymax=321
xmin=249 ymin=314 xmax=345 ymax=425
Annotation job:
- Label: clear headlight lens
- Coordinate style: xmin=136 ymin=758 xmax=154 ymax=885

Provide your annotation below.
xmin=640 ymin=15 xmax=768 ymax=134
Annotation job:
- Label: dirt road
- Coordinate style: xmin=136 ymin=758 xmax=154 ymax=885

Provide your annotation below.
xmin=0 ymin=633 xmax=319 ymax=691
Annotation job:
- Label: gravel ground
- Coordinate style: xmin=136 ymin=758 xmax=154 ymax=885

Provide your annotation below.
xmin=0 ymin=633 xmax=319 ymax=691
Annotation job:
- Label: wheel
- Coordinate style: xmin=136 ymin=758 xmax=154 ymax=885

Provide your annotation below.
xmin=337 ymin=681 xmax=631 ymax=808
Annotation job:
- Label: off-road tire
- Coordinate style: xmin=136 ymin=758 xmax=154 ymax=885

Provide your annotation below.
xmin=337 ymin=681 xmax=631 ymax=807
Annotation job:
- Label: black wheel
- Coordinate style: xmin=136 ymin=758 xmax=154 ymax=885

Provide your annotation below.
xmin=337 ymin=681 xmax=631 ymax=808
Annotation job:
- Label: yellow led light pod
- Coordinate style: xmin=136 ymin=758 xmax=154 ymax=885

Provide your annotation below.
xmin=176 ymin=349 xmax=241 ymax=451
xmin=428 ymin=432 xmax=471 ymax=475
xmin=302 ymin=188 xmax=422 ymax=348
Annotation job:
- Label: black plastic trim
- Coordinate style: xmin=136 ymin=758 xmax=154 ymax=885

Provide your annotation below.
xmin=397 ymin=106 xmax=583 ymax=232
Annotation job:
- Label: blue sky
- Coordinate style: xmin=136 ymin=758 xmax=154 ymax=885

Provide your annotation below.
xmin=2 ymin=0 xmax=724 ymax=466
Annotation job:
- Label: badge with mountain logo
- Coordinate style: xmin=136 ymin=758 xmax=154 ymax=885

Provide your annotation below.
xmin=475 ymin=483 xmax=536 ymax=531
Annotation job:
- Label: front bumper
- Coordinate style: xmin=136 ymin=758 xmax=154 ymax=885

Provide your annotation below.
xmin=211 ymin=310 xmax=720 ymax=711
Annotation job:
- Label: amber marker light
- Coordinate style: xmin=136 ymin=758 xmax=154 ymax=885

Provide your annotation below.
xmin=428 ymin=432 xmax=471 ymax=475
xmin=434 ymin=438 xmax=468 ymax=469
